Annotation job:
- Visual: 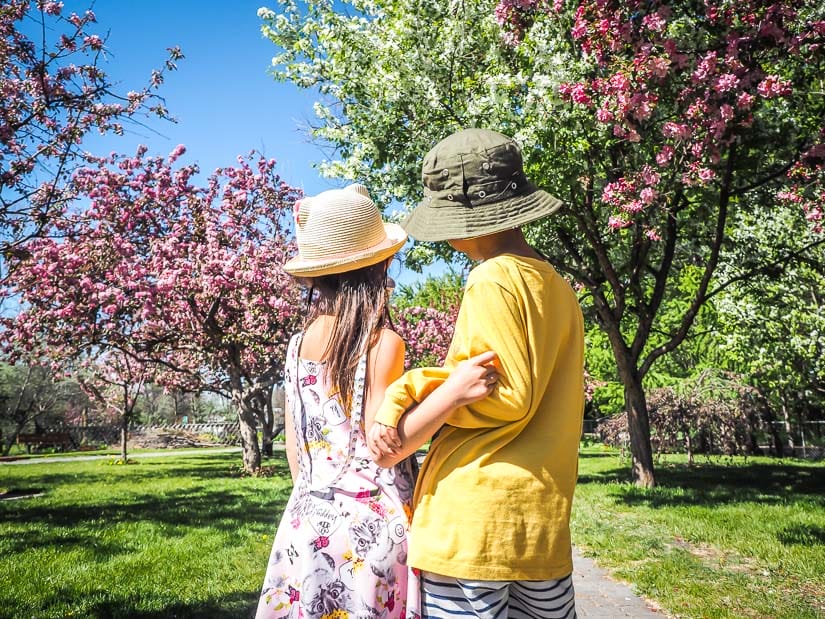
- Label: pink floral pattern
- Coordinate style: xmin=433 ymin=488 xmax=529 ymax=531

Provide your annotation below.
xmin=256 ymin=333 xmax=421 ymax=619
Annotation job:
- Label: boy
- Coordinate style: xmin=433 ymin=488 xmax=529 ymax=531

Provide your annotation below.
xmin=367 ymin=128 xmax=585 ymax=619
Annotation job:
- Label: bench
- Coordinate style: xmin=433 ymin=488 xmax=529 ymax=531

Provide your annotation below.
xmin=17 ymin=432 xmax=74 ymax=453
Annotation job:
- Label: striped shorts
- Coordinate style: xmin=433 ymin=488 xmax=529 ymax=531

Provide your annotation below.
xmin=421 ymin=571 xmax=577 ymax=619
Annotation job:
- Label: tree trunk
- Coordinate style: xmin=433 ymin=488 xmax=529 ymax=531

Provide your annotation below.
xmin=618 ymin=365 xmax=656 ymax=487
xmin=782 ymin=401 xmax=795 ymax=453
xmin=120 ymin=416 xmax=128 ymax=462
xmin=236 ymin=402 xmax=261 ymax=473
xmin=261 ymin=397 xmax=274 ymax=458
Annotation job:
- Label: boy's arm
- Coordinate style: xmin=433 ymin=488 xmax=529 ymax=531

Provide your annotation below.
xmin=442 ymin=279 xmax=533 ymax=428
xmin=376 ymin=279 xmax=532 ymax=430
xmin=367 ymin=352 xmax=498 ymax=468
xmin=368 ymin=279 xmax=530 ymax=462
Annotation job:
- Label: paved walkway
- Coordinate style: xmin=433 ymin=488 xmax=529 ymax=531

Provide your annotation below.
xmin=574 ymin=548 xmax=663 ymax=617
xmin=3 ymin=448 xmax=665 ymax=616
xmin=0 ymin=446 xmax=242 ymax=465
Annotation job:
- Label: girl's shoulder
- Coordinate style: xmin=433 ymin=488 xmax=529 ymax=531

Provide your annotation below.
xmin=376 ymin=327 xmax=404 ymax=348
xmin=368 ymin=328 xmax=405 ymax=367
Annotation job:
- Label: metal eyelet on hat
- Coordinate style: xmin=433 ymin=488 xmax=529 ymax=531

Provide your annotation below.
xmin=447 ymin=194 xmax=454 ymax=200
xmin=511 ymin=182 xmax=518 ymax=189
xmin=478 ymin=190 xmax=486 ymax=198
xmin=441 ymin=169 xmax=449 ymax=177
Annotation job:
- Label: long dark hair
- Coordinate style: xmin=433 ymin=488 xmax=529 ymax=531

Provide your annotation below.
xmin=304 ymin=260 xmax=392 ymax=407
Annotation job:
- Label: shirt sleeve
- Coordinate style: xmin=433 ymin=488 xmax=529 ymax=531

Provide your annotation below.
xmin=373 ymin=366 xmax=450 ymax=427
xmin=374 ymin=277 xmax=533 ymax=429
xmin=442 ymin=278 xmax=533 ymax=428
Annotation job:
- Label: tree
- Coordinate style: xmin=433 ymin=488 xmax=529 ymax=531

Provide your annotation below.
xmin=76 ymin=351 xmax=150 ymax=462
xmin=0 ymin=361 xmax=76 ymax=455
xmin=391 ymin=271 xmax=463 ymax=368
xmin=1 ymin=146 xmax=302 ymax=472
xmin=261 ymin=0 xmax=825 ymax=485
xmin=0 ymin=0 xmax=179 ymax=260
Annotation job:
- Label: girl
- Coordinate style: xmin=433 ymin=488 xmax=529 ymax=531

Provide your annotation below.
xmin=256 ymin=184 xmax=497 ymax=619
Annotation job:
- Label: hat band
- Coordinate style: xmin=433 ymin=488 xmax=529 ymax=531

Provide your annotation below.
xmin=297 ymin=231 xmax=391 ymax=263
xmin=424 ymin=171 xmax=531 ymax=208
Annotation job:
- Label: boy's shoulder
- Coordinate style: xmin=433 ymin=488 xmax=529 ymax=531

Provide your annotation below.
xmin=467 ymin=253 xmax=555 ymax=288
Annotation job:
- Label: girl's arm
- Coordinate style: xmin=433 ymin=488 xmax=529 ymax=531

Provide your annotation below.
xmin=284 ymin=397 xmax=298 ymax=483
xmin=363 ymin=328 xmax=406 ymax=437
xmin=367 ymin=351 xmax=498 ymax=469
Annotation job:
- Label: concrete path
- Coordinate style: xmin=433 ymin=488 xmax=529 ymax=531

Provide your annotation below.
xmin=574 ymin=548 xmax=663 ymax=617
xmin=0 ymin=446 xmax=242 ymax=465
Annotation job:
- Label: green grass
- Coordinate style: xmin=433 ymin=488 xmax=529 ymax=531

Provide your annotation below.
xmin=572 ymin=446 xmax=825 ymax=618
xmin=0 ymin=452 xmax=291 ymax=618
xmin=1 ymin=447 xmax=823 ymax=618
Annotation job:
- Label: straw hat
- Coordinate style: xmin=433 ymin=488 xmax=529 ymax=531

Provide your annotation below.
xmin=283 ymin=184 xmax=407 ymax=277
xmin=402 ymin=128 xmax=563 ymax=242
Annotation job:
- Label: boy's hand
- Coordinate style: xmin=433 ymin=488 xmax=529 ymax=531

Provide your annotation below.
xmin=368 ymin=422 xmax=401 ymax=460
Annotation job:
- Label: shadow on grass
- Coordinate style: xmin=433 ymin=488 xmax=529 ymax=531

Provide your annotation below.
xmin=31 ymin=588 xmax=258 ymax=619
xmin=777 ymin=524 xmax=825 ymax=546
xmin=0 ymin=485 xmax=289 ymax=533
xmin=0 ymin=453 xmax=292 ymax=562
xmin=578 ymin=460 xmax=825 ymax=509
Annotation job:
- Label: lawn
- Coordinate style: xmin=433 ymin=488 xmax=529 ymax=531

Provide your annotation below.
xmin=0 ymin=451 xmax=291 ymax=618
xmin=572 ymin=445 xmax=825 ymax=618
xmin=0 ymin=447 xmax=823 ymax=618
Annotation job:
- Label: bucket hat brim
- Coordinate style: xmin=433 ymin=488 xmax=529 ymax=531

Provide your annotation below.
xmin=402 ymin=184 xmax=563 ymax=242
xmin=283 ymin=222 xmax=407 ymax=277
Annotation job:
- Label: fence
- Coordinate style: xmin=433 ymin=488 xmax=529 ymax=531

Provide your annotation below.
xmin=42 ymin=422 xmax=243 ymax=448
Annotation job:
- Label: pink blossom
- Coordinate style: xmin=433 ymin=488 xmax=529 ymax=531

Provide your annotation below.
xmin=757 ymin=75 xmax=792 ymax=98
xmin=607 ymin=215 xmax=631 ymax=230
xmin=640 ymin=166 xmax=660 ymax=186
xmin=662 ymin=122 xmax=690 ymax=140
xmin=697 ymin=167 xmax=716 ymax=183
xmin=596 ymin=107 xmax=613 ymax=123
xmin=640 ymin=187 xmax=657 ymax=204
xmin=571 ymin=85 xmax=592 ymax=106
xmin=715 ymin=73 xmax=739 ymax=92
xmin=656 ymin=146 xmax=675 ymax=167
xmin=642 ymin=13 xmax=666 ymax=32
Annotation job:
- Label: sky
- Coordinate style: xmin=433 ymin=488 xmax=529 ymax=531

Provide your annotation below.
xmin=67 ymin=0 xmax=333 ymax=194
xmin=33 ymin=0 xmax=449 ymax=286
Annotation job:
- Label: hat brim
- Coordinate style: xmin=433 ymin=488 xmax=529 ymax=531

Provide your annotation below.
xmin=283 ymin=223 xmax=407 ymax=277
xmin=402 ymin=186 xmax=563 ymax=242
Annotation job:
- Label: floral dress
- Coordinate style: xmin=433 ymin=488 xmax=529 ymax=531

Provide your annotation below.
xmin=257 ymin=333 xmax=421 ymax=619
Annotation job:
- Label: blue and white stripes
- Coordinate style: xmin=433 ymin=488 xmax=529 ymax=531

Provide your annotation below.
xmin=421 ymin=572 xmax=576 ymax=619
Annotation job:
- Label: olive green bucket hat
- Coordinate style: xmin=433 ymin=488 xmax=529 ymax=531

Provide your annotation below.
xmin=402 ymin=128 xmax=563 ymax=242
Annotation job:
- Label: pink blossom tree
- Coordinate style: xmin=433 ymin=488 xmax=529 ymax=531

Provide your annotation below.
xmin=263 ymin=0 xmax=825 ymax=486
xmin=76 ymin=350 xmax=152 ymax=462
xmin=0 ymin=0 xmax=180 ymax=262
xmin=1 ymin=146 xmax=302 ymax=472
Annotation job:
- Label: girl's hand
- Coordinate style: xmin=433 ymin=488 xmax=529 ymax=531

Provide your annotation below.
xmin=443 ymin=350 xmax=500 ymax=408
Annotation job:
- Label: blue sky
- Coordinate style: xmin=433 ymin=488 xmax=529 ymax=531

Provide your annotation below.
xmin=44 ymin=0 xmax=449 ymax=285
xmin=66 ymin=0 xmax=333 ymax=194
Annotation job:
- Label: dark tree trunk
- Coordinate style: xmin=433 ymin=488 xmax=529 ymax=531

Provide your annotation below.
xmin=120 ymin=415 xmax=128 ymax=462
xmin=610 ymin=341 xmax=656 ymax=487
xmin=623 ymin=376 xmax=656 ymax=487
xmin=261 ymin=397 xmax=274 ymax=458
xmin=236 ymin=402 xmax=261 ymax=473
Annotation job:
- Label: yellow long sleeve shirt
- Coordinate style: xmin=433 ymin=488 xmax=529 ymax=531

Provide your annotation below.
xmin=375 ymin=254 xmax=585 ymax=580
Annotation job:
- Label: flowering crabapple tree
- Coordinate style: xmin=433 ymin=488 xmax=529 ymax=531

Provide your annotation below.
xmin=0 ymin=0 xmax=180 ymax=265
xmin=76 ymin=350 xmax=152 ymax=462
xmin=390 ymin=272 xmax=464 ymax=368
xmin=262 ymin=0 xmax=825 ymax=486
xmin=1 ymin=146 xmax=302 ymax=472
